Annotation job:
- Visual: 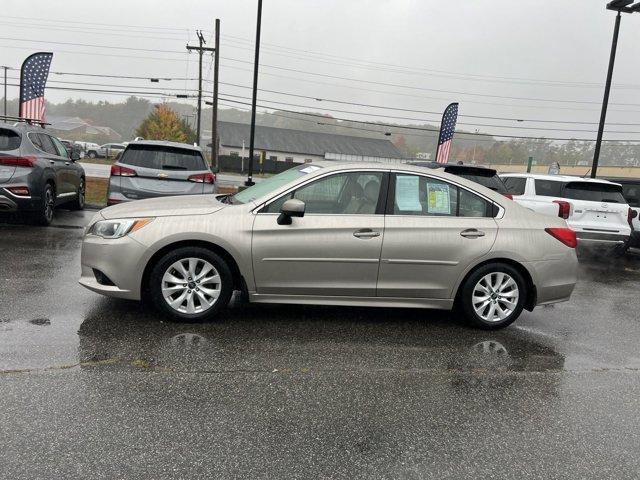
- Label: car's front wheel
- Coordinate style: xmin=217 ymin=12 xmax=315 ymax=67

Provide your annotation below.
xmin=148 ymin=247 xmax=233 ymax=322
xmin=459 ymin=263 xmax=526 ymax=329
xmin=87 ymin=150 xmax=97 ymax=159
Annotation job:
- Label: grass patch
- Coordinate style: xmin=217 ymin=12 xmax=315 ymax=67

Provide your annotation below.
xmin=86 ymin=177 xmax=108 ymax=207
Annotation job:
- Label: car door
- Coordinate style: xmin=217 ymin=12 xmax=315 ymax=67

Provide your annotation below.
xmin=252 ymin=170 xmax=388 ymax=297
xmin=377 ymin=172 xmax=498 ymax=299
xmin=29 ymin=133 xmax=69 ymax=196
xmin=50 ymin=135 xmax=81 ymax=194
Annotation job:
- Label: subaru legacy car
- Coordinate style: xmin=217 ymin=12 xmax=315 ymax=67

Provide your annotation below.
xmin=106 ymin=140 xmax=216 ymax=205
xmin=0 ymin=123 xmax=85 ymax=225
xmin=80 ymin=162 xmax=578 ymax=329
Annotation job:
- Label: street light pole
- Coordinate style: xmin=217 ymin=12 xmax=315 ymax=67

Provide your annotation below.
xmin=592 ymin=10 xmax=622 ymax=178
xmin=246 ymin=0 xmax=263 ymax=187
xmin=592 ymin=0 xmax=639 ymax=178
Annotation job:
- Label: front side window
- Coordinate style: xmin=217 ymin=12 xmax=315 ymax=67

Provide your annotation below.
xmin=502 ymin=176 xmax=527 ymax=196
xmin=264 ymin=171 xmax=383 ymax=215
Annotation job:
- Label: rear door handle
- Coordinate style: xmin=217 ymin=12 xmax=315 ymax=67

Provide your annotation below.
xmin=353 ymin=228 xmax=380 ymax=239
xmin=460 ymin=228 xmax=485 ymax=238
xmin=49 ymin=160 xmax=55 ymax=165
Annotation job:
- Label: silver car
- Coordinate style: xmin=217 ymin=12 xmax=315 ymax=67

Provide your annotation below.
xmin=80 ymin=162 xmax=578 ymax=329
xmin=106 ymin=140 xmax=215 ymax=206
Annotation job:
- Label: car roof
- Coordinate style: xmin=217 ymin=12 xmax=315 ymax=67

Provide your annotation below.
xmin=499 ymin=172 xmax=620 ymax=186
xmin=0 ymin=122 xmax=50 ymax=134
xmin=126 ymin=140 xmax=202 ymax=152
xmin=409 ymin=161 xmax=495 ymax=172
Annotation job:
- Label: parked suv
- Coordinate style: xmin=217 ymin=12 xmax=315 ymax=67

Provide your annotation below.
xmin=86 ymin=143 xmax=126 ymax=159
xmin=0 ymin=123 xmax=85 ymax=225
xmin=106 ymin=140 xmax=216 ymax=205
xmin=410 ymin=162 xmax=510 ymax=196
xmin=501 ymin=173 xmax=633 ymax=245
xmin=605 ymin=177 xmax=640 ymax=249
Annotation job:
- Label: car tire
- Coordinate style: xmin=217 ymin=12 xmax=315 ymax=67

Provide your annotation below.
xmin=148 ymin=246 xmax=233 ymax=322
xmin=69 ymin=179 xmax=85 ymax=210
xmin=458 ymin=263 xmax=526 ymax=330
xmin=87 ymin=151 xmax=97 ymax=159
xmin=32 ymin=183 xmax=55 ymax=226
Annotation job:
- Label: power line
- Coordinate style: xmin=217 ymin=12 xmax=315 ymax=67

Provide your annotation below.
xmin=1 ymin=14 xmax=197 ymax=33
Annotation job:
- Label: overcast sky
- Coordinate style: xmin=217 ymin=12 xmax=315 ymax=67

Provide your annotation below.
xmin=1 ymin=0 xmax=639 ymax=139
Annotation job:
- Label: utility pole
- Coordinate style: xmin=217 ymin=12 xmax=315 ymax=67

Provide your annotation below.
xmin=246 ymin=0 xmax=263 ymax=187
xmin=187 ymin=31 xmax=215 ymax=146
xmin=211 ymin=18 xmax=220 ymax=167
xmin=2 ymin=66 xmax=8 ymax=116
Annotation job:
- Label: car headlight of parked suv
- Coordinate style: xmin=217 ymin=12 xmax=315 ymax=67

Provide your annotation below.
xmin=87 ymin=218 xmax=154 ymax=239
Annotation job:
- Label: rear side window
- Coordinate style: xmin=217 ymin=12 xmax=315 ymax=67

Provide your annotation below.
xmin=621 ymin=184 xmax=640 ymax=207
xmin=120 ymin=145 xmax=207 ymax=171
xmin=534 ymin=180 xmax=563 ymax=197
xmin=29 ymin=133 xmax=58 ymax=155
xmin=503 ymin=177 xmax=527 ymax=196
xmin=563 ymin=182 xmax=626 ymax=203
xmin=0 ymin=129 xmax=21 ymax=151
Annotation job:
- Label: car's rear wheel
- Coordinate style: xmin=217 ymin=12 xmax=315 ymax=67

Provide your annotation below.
xmin=149 ymin=247 xmax=233 ymax=322
xmin=32 ymin=183 xmax=55 ymax=226
xmin=459 ymin=263 xmax=526 ymax=329
xmin=69 ymin=179 xmax=85 ymax=210
xmin=87 ymin=151 xmax=97 ymax=159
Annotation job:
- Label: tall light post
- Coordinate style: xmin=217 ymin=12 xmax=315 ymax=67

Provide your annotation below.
xmin=591 ymin=0 xmax=640 ymax=178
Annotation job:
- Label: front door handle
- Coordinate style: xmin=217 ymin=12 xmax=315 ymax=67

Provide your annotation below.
xmin=49 ymin=160 xmax=55 ymax=165
xmin=353 ymin=228 xmax=380 ymax=239
xmin=460 ymin=228 xmax=485 ymax=238
xmin=64 ymin=162 xmax=70 ymax=165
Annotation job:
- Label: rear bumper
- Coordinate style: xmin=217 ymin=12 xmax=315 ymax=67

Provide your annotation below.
xmin=0 ymin=188 xmax=41 ymax=212
xmin=107 ymin=180 xmax=216 ymax=205
xmin=525 ymin=251 xmax=578 ymax=307
xmin=575 ymin=231 xmax=630 ymax=245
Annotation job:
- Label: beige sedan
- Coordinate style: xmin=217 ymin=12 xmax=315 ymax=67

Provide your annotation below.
xmin=79 ymin=162 xmax=578 ymax=329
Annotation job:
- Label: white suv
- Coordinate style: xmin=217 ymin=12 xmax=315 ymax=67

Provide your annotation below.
xmin=501 ymin=173 xmax=633 ymax=245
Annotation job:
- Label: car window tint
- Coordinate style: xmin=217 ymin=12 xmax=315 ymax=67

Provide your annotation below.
xmin=456 ymin=173 xmax=507 ymax=193
xmin=31 ymin=133 xmax=58 ymax=155
xmin=0 ymin=129 xmax=21 ymax=151
xmin=50 ymin=136 xmax=69 ymax=158
xmin=621 ymin=184 xmax=640 ymax=207
xmin=563 ymin=182 xmax=626 ymax=203
xmin=393 ymin=174 xmax=458 ymax=216
xmin=120 ymin=145 xmax=207 ymax=171
xmin=28 ymin=132 xmax=43 ymax=150
xmin=459 ymin=189 xmax=490 ymax=217
xmin=503 ymin=177 xmax=527 ymax=196
xmin=534 ymin=179 xmax=563 ymax=197
xmin=265 ymin=172 xmax=383 ymax=215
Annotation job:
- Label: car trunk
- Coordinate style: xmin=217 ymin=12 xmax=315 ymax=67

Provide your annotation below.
xmin=563 ymin=181 xmax=629 ymax=234
xmin=0 ymin=129 xmax=23 ymax=184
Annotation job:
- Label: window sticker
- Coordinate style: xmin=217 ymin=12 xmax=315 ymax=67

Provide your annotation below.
xmin=427 ymin=182 xmax=451 ymax=215
xmin=395 ymin=175 xmax=422 ymax=211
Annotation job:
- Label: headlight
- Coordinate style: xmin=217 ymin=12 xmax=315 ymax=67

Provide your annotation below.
xmin=87 ymin=218 xmax=153 ymax=239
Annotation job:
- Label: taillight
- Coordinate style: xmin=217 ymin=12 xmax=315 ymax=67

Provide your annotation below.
xmin=545 ymin=227 xmax=577 ymax=248
xmin=0 ymin=156 xmax=37 ymax=167
xmin=553 ymin=200 xmax=570 ymax=219
xmin=6 ymin=186 xmax=30 ymax=196
xmin=502 ymin=193 xmax=513 ymax=200
xmin=188 ymin=172 xmax=216 ymax=184
xmin=110 ymin=165 xmax=137 ymax=177
xmin=628 ymin=207 xmax=638 ymax=225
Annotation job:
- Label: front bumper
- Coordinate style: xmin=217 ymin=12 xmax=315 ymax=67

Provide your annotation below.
xmin=79 ymin=233 xmax=148 ymax=300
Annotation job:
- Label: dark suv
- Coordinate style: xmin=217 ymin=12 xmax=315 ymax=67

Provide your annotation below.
xmin=0 ymin=123 xmax=85 ymax=225
xmin=409 ymin=161 xmax=510 ymax=196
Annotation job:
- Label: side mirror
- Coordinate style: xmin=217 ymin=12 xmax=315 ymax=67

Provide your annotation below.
xmin=277 ymin=198 xmax=305 ymax=225
xmin=70 ymin=150 xmax=80 ymax=161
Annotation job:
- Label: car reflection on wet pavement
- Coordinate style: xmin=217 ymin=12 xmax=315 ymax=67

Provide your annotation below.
xmin=1 ymin=210 xmax=640 ymax=479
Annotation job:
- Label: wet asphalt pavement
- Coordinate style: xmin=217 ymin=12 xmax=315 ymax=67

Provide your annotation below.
xmin=1 ymin=210 xmax=640 ymax=479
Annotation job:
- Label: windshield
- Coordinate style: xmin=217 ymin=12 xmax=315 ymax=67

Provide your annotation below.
xmin=563 ymin=182 xmax=626 ymax=203
xmin=231 ymin=164 xmax=323 ymax=204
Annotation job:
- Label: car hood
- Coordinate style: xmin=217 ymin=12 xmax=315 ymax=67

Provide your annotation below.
xmin=100 ymin=194 xmax=226 ymax=219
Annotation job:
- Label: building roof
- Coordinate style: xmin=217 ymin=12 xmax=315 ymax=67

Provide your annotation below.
xmin=217 ymin=121 xmax=403 ymax=158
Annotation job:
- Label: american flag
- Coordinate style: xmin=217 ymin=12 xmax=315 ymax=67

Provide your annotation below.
xmin=435 ymin=102 xmax=458 ymax=164
xmin=19 ymin=52 xmax=53 ymax=123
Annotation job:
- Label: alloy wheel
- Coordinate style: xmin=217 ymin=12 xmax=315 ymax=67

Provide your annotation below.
xmin=44 ymin=188 xmax=54 ymax=223
xmin=472 ymin=272 xmax=519 ymax=322
xmin=161 ymin=258 xmax=221 ymax=314
xmin=78 ymin=181 xmax=85 ymax=207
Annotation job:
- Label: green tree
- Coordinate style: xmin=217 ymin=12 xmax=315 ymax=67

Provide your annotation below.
xmin=135 ymin=104 xmax=191 ymax=142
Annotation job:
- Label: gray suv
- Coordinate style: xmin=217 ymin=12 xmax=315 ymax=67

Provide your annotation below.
xmin=106 ymin=140 xmax=215 ymax=206
xmin=0 ymin=123 xmax=85 ymax=225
